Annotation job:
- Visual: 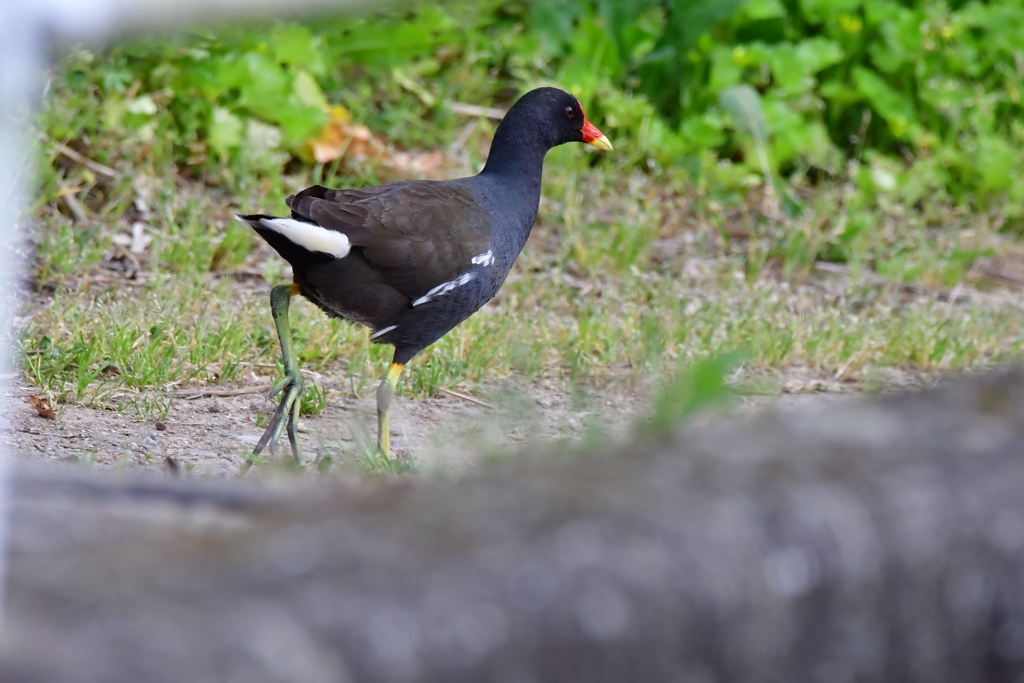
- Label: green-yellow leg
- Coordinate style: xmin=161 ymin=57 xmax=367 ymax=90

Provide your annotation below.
xmin=376 ymin=362 xmax=405 ymax=459
xmin=242 ymin=283 xmax=304 ymax=474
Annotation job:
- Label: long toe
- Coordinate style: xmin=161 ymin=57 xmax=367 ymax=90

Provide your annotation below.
xmin=242 ymin=381 xmax=302 ymax=474
xmin=254 ymin=394 xmax=290 ymax=456
xmin=286 ymin=397 xmax=304 ymax=467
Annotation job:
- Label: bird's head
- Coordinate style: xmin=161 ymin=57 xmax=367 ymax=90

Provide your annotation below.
xmin=504 ymin=87 xmax=613 ymax=153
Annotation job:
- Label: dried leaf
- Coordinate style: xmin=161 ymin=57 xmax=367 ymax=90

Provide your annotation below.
xmin=304 ymin=106 xmax=362 ymax=163
xmin=28 ymin=395 xmax=56 ymax=420
xmin=303 ymin=105 xmax=450 ymax=180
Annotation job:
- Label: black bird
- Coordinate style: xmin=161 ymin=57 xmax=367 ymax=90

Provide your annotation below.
xmin=237 ymin=87 xmax=612 ymax=467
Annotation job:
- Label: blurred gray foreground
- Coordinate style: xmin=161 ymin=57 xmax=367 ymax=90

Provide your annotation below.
xmin=2 ymin=370 xmax=1024 ymax=682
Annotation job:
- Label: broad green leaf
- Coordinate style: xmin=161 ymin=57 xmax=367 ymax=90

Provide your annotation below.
xmin=819 ymin=79 xmax=860 ymax=104
xmin=208 ymin=107 xmax=243 ymax=156
xmin=795 ymin=38 xmax=844 ymax=73
xmin=271 ymin=25 xmax=317 ymax=69
xmin=852 ymin=66 xmax=915 ymax=135
xmin=680 ymin=115 xmax=727 ymax=149
xmin=719 ymin=84 xmax=770 ymax=142
xmin=237 ymin=53 xmax=290 ymax=107
xmin=274 ymin=103 xmax=327 ymax=148
xmin=977 ymin=135 xmax=1015 ymax=193
xmin=743 ymin=0 xmax=786 ymax=20
xmin=766 ymin=45 xmax=807 ymax=94
xmin=293 ymin=70 xmax=328 ymax=111
xmin=863 ymin=0 xmax=899 ymax=25
xmin=799 ymin=0 xmax=861 ymax=24
xmin=709 ymin=47 xmax=744 ymax=92
xmin=530 ymin=0 xmax=581 ymax=52
xmin=667 ymin=0 xmax=752 ymax=53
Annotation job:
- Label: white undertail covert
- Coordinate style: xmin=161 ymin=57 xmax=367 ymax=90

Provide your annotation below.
xmin=237 ymin=216 xmax=351 ymax=259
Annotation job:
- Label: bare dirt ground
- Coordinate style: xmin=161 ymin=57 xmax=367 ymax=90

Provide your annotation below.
xmin=0 ymin=365 xmax=874 ymax=479
xmin=0 ymin=373 xmax=649 ymax=476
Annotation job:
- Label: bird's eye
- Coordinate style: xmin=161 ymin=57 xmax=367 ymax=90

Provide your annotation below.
xmin=564 ymin=106 xmax=575 ymax=119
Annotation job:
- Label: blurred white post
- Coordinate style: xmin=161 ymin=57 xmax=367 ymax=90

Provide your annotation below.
xmin=0 ymin=3 xmax=48 ymax=620
xmin=0 ymin=0 xmax=383 ymax=618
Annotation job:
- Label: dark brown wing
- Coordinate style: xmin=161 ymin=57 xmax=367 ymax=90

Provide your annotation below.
xmin=286 ymin=182 xmax=492 ymax=300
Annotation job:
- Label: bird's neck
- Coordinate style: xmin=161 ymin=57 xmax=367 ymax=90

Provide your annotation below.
xmin=477 ymin=118 xmax=549 ymax=258
xmin=480 ymin=113 xmax=549 ymax=181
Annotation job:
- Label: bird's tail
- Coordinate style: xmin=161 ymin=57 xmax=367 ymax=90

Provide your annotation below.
xmin=236 ymin=214 xmax=350 ymax=262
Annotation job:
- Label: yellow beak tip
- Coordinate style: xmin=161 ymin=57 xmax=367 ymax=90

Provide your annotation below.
xmin=588 ymin=134 xmax=613 ymax=152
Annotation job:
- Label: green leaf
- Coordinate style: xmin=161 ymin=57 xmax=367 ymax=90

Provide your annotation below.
xmin=743 ymin=0 xmax=786 ymax=20
xmin=293 ymin=70 xmax=328 ymax=111
xmin=274 ymin=103 xmax=327 ymax=148
xmin=271 ymin=25 xmax=317 ymax=69
xmin=719 ymin=84 xmax=769 ymax=142
xmin=799 ymin=0 xmax=860 ymax=24
xmin=666 ymin=0 xmax=752 ymax=53
xmin=766 ymin=45 xmax=807 ymax=94
xmin=680 ymin=115 xmax=727 ymax=149
xmin=819 ymin=79 xmax=860 ymax=104
xmin=208 ymin=107 xmax=243 ymax=156
xmin=637 ymin=0 xmax=751 ymax=118
xmin=863 ymin=0 xmax=899 ymax=25
xmin=795 ymin=38 xmax=844 ymax=73
xmin=650 ymin=351 xmax=746 ymax=432
xmin=852 ymin=66 xmax=915 ymax=136
xmin=709 ymin=46 xmax=744 ymax=92
xmin=530 ymin=0 xmax=582 ymax=52
xmin=242 ymin=53 xmax=290 ymax=102
xmin=977 ymin=135 xmax=1016 ymax=193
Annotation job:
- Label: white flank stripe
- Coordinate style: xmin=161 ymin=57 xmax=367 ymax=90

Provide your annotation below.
xmin=471 ymin=249 xmax=495 ymax=267
xmin=412 ymin=272 xmax=476 ymax=307
xmin=370 ymin=325 xmax=397 ymax=340
xmin=245 ymin=216 xmax=350 ymax=258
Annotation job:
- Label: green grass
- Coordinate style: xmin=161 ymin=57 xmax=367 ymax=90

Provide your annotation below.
xmin=21 ymin=162 xmax=1024 ymax=421
xmin=20 ymin=18 xmax=1024 ymax=428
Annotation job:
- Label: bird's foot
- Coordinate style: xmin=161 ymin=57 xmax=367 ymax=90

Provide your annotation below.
xmin=241 ymin=371 xmax=304 ymax=474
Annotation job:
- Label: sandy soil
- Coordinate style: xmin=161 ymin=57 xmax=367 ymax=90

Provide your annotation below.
xmin=0 ymin=374 xmax=653 ymax=477
xmin=0 ymin=363 xmax=874 ymax=480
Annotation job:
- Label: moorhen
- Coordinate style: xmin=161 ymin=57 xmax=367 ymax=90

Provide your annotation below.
xmin=237 ymin=86 xmax=612 ymax=467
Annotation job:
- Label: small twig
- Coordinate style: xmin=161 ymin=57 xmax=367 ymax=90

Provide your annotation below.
xmin=59 ymin=191 xmax=89 ymax=223
xmin=211 ymin=268 xmax=267 ymax=280
xmin=172 ymin=385 xmax=271 ymax=400
xmin=157 ymin=416 xmax=248 ymax=427
xmin=439 ymin=387 xmax=494 ymax=409
xmin=82 ymin=274 xmax=149 ymax=287
xmin=13 ymin=428 xmax=82 ymax=438
xmin=46 ymin=137 xmax=119 ymax=180
xmin=446 ymin=101 xmax=506 ymax=121
xmin=229 ymin=362 xmax=326 ymax=380
xmin=449 ymin=123 xmax=474 ymax=160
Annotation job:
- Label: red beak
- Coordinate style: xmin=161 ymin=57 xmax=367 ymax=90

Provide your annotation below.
xmin=581 ymin=118 xmax=613 ymax=151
